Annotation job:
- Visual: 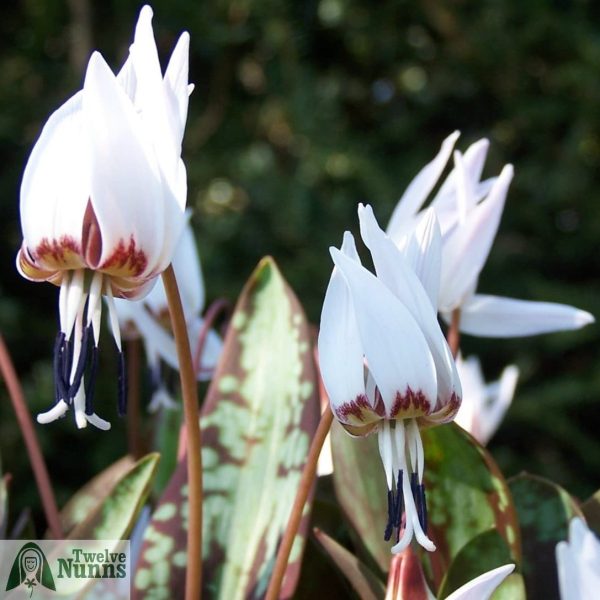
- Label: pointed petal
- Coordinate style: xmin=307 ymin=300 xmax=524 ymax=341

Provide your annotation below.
xmin=439 ymin=164 xmax=513 ymax=311
xmin=330 ymin=247 xmax=437 ymax=418
xmin=479 ymin=364 xmax=518 ymax=444
xmin=130 ymin=5 xmax=181 ymax=187
xmin=387 ymin=131 xmax=460 ymax=238
xmin=402 ymin=208 xmax=442 ymax=308
xmin=445 ymin=564 xmax=515 ymax=600
xmin=83 ymin=51 xmax=175 ymax=279
xmin=358 ymin=204 xmax=461 ymax=411
xmin=164 ymin=31 xmax=191 ymax=145
xmin=20 ymin=91 xmax=89 ymax=270
xmin=456 ymin=294 xmax=595 ymax=338
xmin=318 ymin=242 xmax=375 ymax=427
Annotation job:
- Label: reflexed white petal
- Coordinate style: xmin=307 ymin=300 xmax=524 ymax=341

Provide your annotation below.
xmin=445 ymin=564 xmax=515 ymax=600
xmin=358 ymin=205 xmax=460 ymax=409
xmin=432 ymin=138 xmax=490 ymax=219
xmin=164 ymin=31 xmax=191 ymax=145
xmin=172 ymin=215 xmax=204 ymax=316
xmin=330 ymin=248 xmax=437 ymax=416
xmin=439 ymin=165 xmax=513 ymax=311
xmin=480 ymin=364 xmax=518 ymax=444
xmin=402 ymin=208 xmax=442 ymax=309
xmin=83 ymin=51 xmax=167 ymax=275
xmin=456 ymin=294 xmax=595 ymax=338
xmin=128 ymin=305 xmax=177 ymax=368
xmin=387 ymin=130 xmax=460 ymax=239
xmin=556 ymin=518 xmax=600 ymax=600
xmin=130 ymin=5 xmax=181 ymax=189
xmin=318 ymin=252 xmax=368 ymax=424
xmin=20 ymin=91 xmax=90 ymax=253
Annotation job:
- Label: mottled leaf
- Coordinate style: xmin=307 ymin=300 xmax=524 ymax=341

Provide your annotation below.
xmin=313 ymin=528 xmax=385 ymax=600
xmin=152 ymin=408 xmax=183 ymax=496
xmin=437 ymin=529 xmax=524 ymax=600
xmin=331 ymin=420 xmax=390 ymax=572
xmin=67 ymin=453 xmax=159 ymax=540
xmin=134 ymin=257 xmax=320 ymax=600
xmin=423 ymin=424 xmax=521 ymax=590
xmin=59 ymin=456 xmax=135 ymax=535
xmin=508 ymin=472 xmax=583 ymax=600
xmin=580 ymin=489 xmax=600 ymax=538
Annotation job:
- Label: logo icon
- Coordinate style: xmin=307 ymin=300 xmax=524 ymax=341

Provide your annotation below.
xmin=5 ymin=542 xmax=56 ymax=598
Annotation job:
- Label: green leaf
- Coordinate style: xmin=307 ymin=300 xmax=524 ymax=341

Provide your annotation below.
xmin=423 ymin=424 xmax=521 ymax=591
xmin=313 ymin=528 xmax=386 ymax=600
xmin=331 ymin=420 xmax=390 ymax=572
xmin=437 ymin=529 xmax=524 ymax=600
xmin=508 ymin=472 xmax=583 ymax=600
xmin=59 ymin=456 xmax=135 ymax=535
xmin=66 ymin=453 xmax=159 ymax=540
xmin=134 ymin=257 xmax=320 ymax=600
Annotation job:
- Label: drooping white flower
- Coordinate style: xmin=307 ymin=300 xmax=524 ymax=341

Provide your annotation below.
xmin=454 ymin=354 xmax=518 ymax=445
xmin=16 ymin=5 xmax=191 ymax=429
xmin=387 ymin=133 xmax=594 ymax=337
xmin=114 ymin=217 xmax=222 ymax=411
xmin=556 ymin=518 xmax=600 ymax=600
xmin=318 ymin=203 xmax=461 ymax=554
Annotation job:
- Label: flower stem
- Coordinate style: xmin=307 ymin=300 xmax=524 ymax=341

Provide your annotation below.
xmin=162 ymin=265 xmax=203 ymax=600
xmin=447 ymin=308 xmax=461 ymax=359
xmin=126 ymin=338 xmax=144 ymax=459
xmin=265 ymin=406 xmax=334 ymax=600
xmin=0 ymin=333 xmax=62 ymax=539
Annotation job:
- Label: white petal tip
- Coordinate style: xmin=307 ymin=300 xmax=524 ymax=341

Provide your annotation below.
xmin=576 ymin=310 xmax=595 ymax=328
xmin=140 ymin=5 xmax=154 ymax=19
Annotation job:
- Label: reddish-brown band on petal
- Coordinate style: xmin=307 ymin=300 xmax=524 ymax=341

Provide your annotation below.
xmin=100 ymin=235 xmax=148 ymax=279
xmin=29 ymin=236 xmax=85 ymax=273
xmin=389 ymin=386 xmax=432 ymax=419
xmin=17 ymin=243 xmax=69 ymax=285
xmin=418 ymin=392 xmax=461 ymax=428
xmin=333 ymin=393 xmax=383 ymax=427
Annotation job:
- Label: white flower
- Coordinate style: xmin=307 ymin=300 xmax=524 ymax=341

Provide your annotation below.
xmin=454 ymin=354 xmax=519 ymax=445
xmin=443 ymin=564 xmax=515 ymax=600
xmin=556 ymin=518 xmax=600 ymax=600
xmin=114 ymin=217 xmax=223 ymax=411
xmin=16 ymin=5 xmax=191 ymax=429
xmin=318 ymin=204 xmax=461 ymax=554
xmin=387 ymin=133 xmax=594 ymax=337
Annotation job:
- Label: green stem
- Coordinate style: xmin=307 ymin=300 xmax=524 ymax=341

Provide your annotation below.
xmin=0 ymin=333 xmax=63 ymax=539
xmin=162 ymin=265 xmax=203 ymax=600
xmin=265 ymin=407 xmax=334 ymax=600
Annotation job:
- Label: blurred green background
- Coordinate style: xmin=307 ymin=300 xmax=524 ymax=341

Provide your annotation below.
xmin=0 ymin=0 xmax=598 ymax=533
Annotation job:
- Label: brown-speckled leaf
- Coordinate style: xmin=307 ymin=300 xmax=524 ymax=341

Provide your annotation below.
xmin=422 ymin=424 xmax=521 ymax=591
xmin=313 ymin=528 xmax=385 ymax=600
xmin=330 ymin=420 xmax=390 ymax=572
xmin=59 ymin=456 xmax=135 ymax=535
xmin=134 ymin=257 xmax=320 ymax=600
xmin=67 ymin=453 xmax=159 ymax=540
xmin=508 ymin=472 xmax=583 ymax=600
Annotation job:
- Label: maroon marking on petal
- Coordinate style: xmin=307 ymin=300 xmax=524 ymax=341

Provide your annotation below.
xmin=390 ymin=386 xmax=431 ymax=418
xmin=335 ymin=393 xmax=377 ymax=423
xmin=35 ymin=235 xmax=81 ymax=264
xmin=373 ymin=387 xmax=386 ymax=417
xmin=101 ymin=235 xmax=148 ymax=277
xmin=81 ymin=199 xmax=102 ymax=268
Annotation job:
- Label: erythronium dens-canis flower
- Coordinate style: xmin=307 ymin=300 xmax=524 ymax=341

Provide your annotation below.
xmin=319 ymin=204 xmax=461 ymax=553
xmin=16 ymin=6 xmax=191 ymax=429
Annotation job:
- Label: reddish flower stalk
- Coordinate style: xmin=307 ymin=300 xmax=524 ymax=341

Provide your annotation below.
xmin=0 ymin=334 xmax=62 ymax=539
xmin=162 ymin=265 xmax=203 ymax=600
xmin=447 ymin=308 xmax=461 ymax=359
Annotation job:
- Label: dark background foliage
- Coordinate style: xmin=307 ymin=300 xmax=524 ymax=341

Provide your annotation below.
xmin=0 ymin=0 xmax=598 ymax=529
